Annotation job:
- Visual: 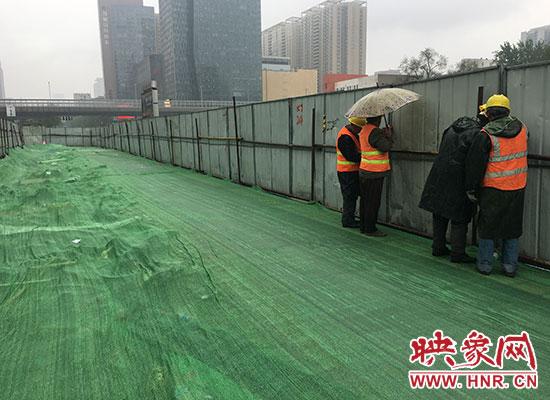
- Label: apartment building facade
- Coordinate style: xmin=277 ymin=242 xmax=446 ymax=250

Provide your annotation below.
xmin=262 ymin=0 xmax=367 ymax=86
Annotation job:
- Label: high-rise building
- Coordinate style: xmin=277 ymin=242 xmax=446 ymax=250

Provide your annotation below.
xmin=135 ymin=54 xmax=165 ymax=99
xmin=159 ymin=0 xmax=262 ymax=101
xmin=93 ymin=78 xmax=105 ymax=98
xmin=521 ymin=25 xmax=550 ymax=45
xmin=0 ymin=61 xmax=5 ymax=98
xmin=262 ymin=0 xmax=367 ymax=87
xmin=154 ymin=13 xmax=162 ymax=54
xmin=98 ymin=0 xmax=156 ymax=99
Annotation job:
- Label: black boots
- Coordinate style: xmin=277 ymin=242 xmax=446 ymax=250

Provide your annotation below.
xmin=432 ymin=215 xmax=475 ymax=263
xmin=449 ymin=222 xmax=475 ymax=263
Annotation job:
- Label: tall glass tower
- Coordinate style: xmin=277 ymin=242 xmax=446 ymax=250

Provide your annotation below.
xmin=160 ymin=0 xmax=262 ymax=101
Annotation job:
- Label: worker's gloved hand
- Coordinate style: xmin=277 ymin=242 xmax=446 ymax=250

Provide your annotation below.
xmin=466 ymin=191 xmax=478 ymax=203
xmin=383 ymin=125 xmax=394 ymax=137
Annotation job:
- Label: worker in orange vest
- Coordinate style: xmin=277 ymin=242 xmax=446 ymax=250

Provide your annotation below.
xmin=336 ymin=117 xmax=365 ymax=228
xmin=359 ymin=116 xmax=393 ymax=236
xmin=465 ymin=95 xmax=528 ymax=278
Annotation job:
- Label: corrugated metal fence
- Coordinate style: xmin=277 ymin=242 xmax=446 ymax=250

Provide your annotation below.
xmin=31 ymin=62 xmax=550 ymax=266
xmin=0 ymin=119 xmax=23 ymax=158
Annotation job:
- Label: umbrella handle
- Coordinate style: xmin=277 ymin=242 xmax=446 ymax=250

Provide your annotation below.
xmin=383 ymin=114 xmax=389 ymax=128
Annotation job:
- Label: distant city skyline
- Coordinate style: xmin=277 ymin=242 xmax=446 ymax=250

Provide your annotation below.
xmin=262 ymin=0 xmax=367 ymax=87
xmin=2 ymin=0 xmax=550 ymax=98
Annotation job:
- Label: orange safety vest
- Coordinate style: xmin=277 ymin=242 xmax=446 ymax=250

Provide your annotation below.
xmin=482 ymin=125 xmax=528 ymax=191
xmin=359 ymin=124 xmax=391 ymax=172
xmin=336 ymin=127 xmax=361 ymax=172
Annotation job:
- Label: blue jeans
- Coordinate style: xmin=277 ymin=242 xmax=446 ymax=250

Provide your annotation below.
xmin=477 ymin=239 xmax=519 ymax=274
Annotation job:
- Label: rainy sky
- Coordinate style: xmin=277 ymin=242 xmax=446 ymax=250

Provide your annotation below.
xmin=1 ymin=0 xmax=549 ymax=98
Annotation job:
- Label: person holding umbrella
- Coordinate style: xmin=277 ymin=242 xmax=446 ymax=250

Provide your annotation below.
xmin=359 ymin=116 xmax=393 ymax=236
xmin=346 ymin=88 xmax=421 ymax=237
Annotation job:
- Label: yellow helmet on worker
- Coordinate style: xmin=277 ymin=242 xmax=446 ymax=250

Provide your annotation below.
xmin=348 ymin=117 xmax=366 ymax=127
xmin=483 ymin=94 xmax=511 ymax=111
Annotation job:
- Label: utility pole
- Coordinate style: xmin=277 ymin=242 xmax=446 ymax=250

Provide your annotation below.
xmin=48 ymin=81 xmax=52 ymax=99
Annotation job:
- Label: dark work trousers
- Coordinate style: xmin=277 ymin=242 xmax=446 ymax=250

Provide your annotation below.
xmin=338 ymin=172 xmax=360 ymax=226
xmin=432 ymin=214 xmax=469 ymax=256
xmin=359 ymin=176 xmax=385 ymax=233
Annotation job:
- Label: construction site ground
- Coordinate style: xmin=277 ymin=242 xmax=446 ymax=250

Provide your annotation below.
xmin=1 ymin=145 xmax=549 ymax=399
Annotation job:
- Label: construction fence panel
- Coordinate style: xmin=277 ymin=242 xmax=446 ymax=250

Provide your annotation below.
xmin=83 ymin=128 xmax=94 ymax=147
xmin=226 ymin=106 xmax=241 ymax=184
xmin=289 ymin=96 xmax=316 ymax=201
xmin=117 ymin=124 xmax=126 ymax=153
xmin=142 ymin=119 xmax=154 ymax=160
xmin=50 ymin=128 xmax=67 ymax=146
xmin=91 ymin=127 xmax=101 ymax=148
xmin=113 ymin=124 xmax=121 ymax=152
xmin=21 ymin=126 xmax=44 ymax=145
xmin=191 ymin=112 xmax=208 ymax=174
xmin=507 ymin=62 xmax=550 ymax=262
xmin=207 ymin=108 xmax=231 ymax=180
xmin=270 ymin=100 xmax=292 ymax=196
xmin=150 ymin=119 xmax=161 ymax=161
xmin=236 ymin=105 xmax=256 ymax=186
xmin=127 ymin=121 xmax=138 ymax=156
xmin=181 ymin=114 xmax=197 ymax=170
xmin=133 ymin=121 xmax=143 ymax=157
xmin=109 ymin=125 xmax=118 ymax=151
xmin=110 ymin=125 xmax=116 ymax=150
xmin=121 ymin=123 xmax=131 ymax=154
xmin=252 ymin=102 xmax=274 ymax=192
xmin=391 ymin=78 xmax=443 ymax=236
xmin=157 ymin=118 xmax=171 ymax=164
xmin=167 ymin=116 xmax=181 ymax=167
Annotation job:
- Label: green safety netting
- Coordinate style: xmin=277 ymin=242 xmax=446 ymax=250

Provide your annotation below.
xmin=0 ymin=145 xmax=549 ymax=399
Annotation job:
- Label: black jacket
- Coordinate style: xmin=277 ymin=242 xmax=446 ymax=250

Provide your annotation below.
xmin=419 ymin=117 xmax=481 ymax=222
xmin=465 ymin=116 xmax=527 ymax=239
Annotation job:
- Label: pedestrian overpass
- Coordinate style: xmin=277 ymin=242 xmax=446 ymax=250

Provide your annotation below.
xmin=0 ymin=98 xmax=249 ymax=118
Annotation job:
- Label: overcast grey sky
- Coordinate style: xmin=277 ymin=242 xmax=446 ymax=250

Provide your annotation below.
xmin=1 ymin=0 xmax=549 ymax=98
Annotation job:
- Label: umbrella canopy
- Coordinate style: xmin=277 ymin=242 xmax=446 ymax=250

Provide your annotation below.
xmin=346 ymin=88 xmax=421 ymax=118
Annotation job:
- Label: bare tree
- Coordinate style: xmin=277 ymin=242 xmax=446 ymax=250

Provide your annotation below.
xmin=400 ymin=48 xmax=448 ymax=80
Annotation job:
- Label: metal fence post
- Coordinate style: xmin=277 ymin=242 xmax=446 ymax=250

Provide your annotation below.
xmin=232 ymin=97 xmax=242 ymax=185
xmin=168 ymin=117 xmax=175 ymax=165
xmin=126 ymin=122 xmax=131 ymax=154
xmin=310 ymin=107 xmax=316 ymax=202
xmin=195 ymin=118 xmax=202 ymax=172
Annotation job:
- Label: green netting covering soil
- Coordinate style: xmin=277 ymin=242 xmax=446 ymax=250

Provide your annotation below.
xmin=1 ymin=145 xmax=549 ymax=399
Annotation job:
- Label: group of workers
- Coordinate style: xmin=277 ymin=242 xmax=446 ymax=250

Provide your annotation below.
xmin=336 ymin=94 xmax=528 ymax=278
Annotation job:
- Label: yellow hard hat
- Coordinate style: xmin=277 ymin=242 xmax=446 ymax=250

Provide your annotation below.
xmin=484 ymin=94 xmax=511 ymax=111
xmin=348 ymin=117 xmax=366 ymax=127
